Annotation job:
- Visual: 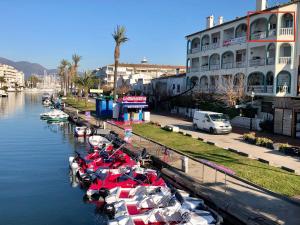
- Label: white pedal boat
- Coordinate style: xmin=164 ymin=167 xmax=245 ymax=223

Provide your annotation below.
xmin=74 ymin=126 xmax=92 ymax=137
xmin=88 ymin=135 xmax=110 ymax=148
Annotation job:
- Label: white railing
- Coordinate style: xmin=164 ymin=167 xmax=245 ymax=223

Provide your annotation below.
xmin=249 ymin=58 xmax=265 ymax=67
xmin=221 ymin=62 xmax=234 ymax=69
xmin=211 ymin=42 xmax=220 ymax=49
xmin=201 ymin=44 xmax=210 ymax=51
xmin=250 ymin=31 xmax=267 ymax=40
xmin=268 ymin=29 xmax=276 ymax=37
xmin=279 ymin=57 xmax=292 ymax=64
xmin=223 ymin=36 xmax=247 ymax=46
xmin=247 ymin=85 xmax=265 ymax=93
xmin=267 ymin=57 xmax=275 ymax=65
xmin=235 ymin=61 xmax=246 ymax=68
xmin=201 ymin=65 xmax=209 ymax=71
xmin=280 ymin=28 xmax=293 ymax=36
xmin=190 ymin=67 xmax=200 ymax=72
xmin=266 ymin=85 xmax=273 ymax=93
xmin=201 ymin=42 xmax=220 ymax=51
xmin=191 ymin=47 xmax=201 ymax=54
xmin=209 ymin=64 xmax=220 ymax=70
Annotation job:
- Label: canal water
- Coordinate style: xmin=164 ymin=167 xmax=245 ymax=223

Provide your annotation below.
xmin=0 ymin=93 xmax=106 ymax=225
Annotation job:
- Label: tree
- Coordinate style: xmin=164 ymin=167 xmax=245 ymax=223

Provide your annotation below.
xmin=0 ymin=76 xmax=6 ymax=89
xmin=117 ymin=77 xmax=131 ymax=97
xmin=71 ymin=54 xmax=82 ymax=91
xmin=75 ymin=71 xmax=97 ymax=106
xmin=216 ymin=74 xmax=246 ymax=107
xmin=27 ymin=75 xmax=40 ymax=88
xmin=59 ymin=59 xmax=70 ymax=96
xmin=112 ymin=25 xmax=129 ymax=101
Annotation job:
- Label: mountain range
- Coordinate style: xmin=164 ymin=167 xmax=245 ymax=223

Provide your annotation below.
xmin=0 ymin=57 xmax=56 ymax=78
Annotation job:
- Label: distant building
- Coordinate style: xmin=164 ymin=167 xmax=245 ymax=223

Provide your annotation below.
xmin=96 ymin=58 xmax=186 ymax=87
xmin=0 ymin=64 xmax=25 ymax=90
xmin=34 ymin=71 xmax=61 ymax=90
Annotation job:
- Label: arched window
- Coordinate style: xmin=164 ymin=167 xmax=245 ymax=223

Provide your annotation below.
xmin=279 ymin=43 xmax=292 ymax=64
xmin=267 ymin=43 xmax=275 ymax=65
xmin=187 ymin=40 xmax=191 ymax=54
xmin=282 ymin=13 xmax=293 ymax=28
xmin=235 ymin=24 xmax=247 ymax=38
xmin=209 ymin=54 xmax=220 ymax=70
xmin=191 ymin=38 xmax=200 ymax=50
xmin=266 ymin=72 xmax=274 ymax=85
xmin=199 ymin=76 xmax=208 ymax=91
xmin=186 ymin=59 xmax=191 ymax=72
xmin=201 ymin=35 xmax=210 ymax=51
xmin=268 ymin=14 xmax=277 ymax=36
xmin=221 ymin=51 xmax=234 ymax=69
xmin=247 ymin=72 xmax=265 ymax=93
xmin=277 ymin=71 xmax=291 ymax=93
xmin=250 ymin=18 xmax=268 ymax=40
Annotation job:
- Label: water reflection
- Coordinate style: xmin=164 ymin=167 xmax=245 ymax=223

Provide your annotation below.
xmin=0 ymin=92 xmax=25 ymax=119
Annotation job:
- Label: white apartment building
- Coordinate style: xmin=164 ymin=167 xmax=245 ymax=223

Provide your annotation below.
xmin=96 ymin=58 xmax=186 ymax=87
xmin=0 ymin=64 xmax=25 ymax=90
xmin=186 ymin=0 xmax=300 ymax=138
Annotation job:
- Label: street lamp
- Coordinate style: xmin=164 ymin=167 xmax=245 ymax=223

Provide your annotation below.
xmin=250 ymin=91 xmax=255 ymax=131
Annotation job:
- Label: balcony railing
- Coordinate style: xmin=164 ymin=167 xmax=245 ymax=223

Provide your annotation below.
xmin=277 ymin=85 xmax=291 ymax=93
xmin=250 ymin=31 xmax=267 ymax=40
xmin=267 ymin=57 xmax=275 ymax=65
xmin=223 ymin=36 xmax=247 ymax=46
xmin=190 ymin=67 xmax=200 ymax=72
xmin=280 ymin=28 xmax=293 ymax=36
xmin=201 ymin=65 xmax=209 ymax=71
xmin=209 ymin=64 xmax=220 ymax=70
xmin=201 ymin=42 xmax=220 ymax=51
xmin=189 ymin=47 xmax=201 ymax=54
xmin=268 ymin=29 xmax=276 ymax=37
xmin=221 ymin=62 xmax=234 ymax=69
xmin=235 ymin=61 xmax=246 ymax=68
xmin=279 ymin=57 xmax=292 ymax=64
xmin=247 ymin=85 xmax=274 ymax=94
xmin=249 ymin=58 xmax=265 ymax=67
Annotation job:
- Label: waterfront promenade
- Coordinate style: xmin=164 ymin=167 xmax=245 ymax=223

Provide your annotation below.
xmin=64 ymin=105 xmax=300 ymax=225
xmin=150 ymin=114 xmax=300 ymax=175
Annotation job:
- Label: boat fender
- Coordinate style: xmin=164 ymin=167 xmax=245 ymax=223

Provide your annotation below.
xmin=103 ymin=203 xmax=116 ymax=219
xmin=71 ymin=162 xmax=79 ymax=175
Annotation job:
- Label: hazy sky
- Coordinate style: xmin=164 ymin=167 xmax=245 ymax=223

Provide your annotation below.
xmin=0 ymin=0 xmax=288 ymax=70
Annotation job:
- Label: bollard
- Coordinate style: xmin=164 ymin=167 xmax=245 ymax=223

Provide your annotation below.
xmin=181 ymin=156 xmax=189 ymax=173
xmin=103 ymin=121 xmax=107 ymax=130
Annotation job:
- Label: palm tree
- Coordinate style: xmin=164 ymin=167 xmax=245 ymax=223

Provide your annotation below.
xmin=112 ymin=25 xmax=129 ymax=101
xmin=75 ymin=71 xmax=97 ymax=106
xmin=60 ymin=59 xmax=69 ymax=96
xmin=71 ymin=54 xmax=82 ymax=91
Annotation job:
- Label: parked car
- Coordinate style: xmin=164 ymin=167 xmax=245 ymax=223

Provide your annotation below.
xmin=193 ymin=111 xmax=232 ymax=134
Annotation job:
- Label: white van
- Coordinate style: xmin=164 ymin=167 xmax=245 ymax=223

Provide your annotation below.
xmin=193 ymin=111 xmax=232 ymax=134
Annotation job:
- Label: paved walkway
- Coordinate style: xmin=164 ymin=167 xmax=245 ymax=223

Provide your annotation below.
xmin=150 ymin=114 xmax=300 ymax=174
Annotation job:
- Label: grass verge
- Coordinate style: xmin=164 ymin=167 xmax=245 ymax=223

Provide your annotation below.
xmin=64 ymin=97 xmax=95 ymax=111
xmin=132 ymin=123 xmax=300 ymax=197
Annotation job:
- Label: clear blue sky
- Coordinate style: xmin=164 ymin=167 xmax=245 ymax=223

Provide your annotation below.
xmin=0 ymin=0 xmax=287 ymax=70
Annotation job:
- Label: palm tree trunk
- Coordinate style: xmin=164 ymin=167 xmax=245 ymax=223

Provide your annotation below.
xmin=113 ymin=59 xmax=119 ymax=101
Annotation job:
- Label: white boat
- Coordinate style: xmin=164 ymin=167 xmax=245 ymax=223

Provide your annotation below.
xmin=40 ymin=109 xmax=69 ymax=121
xmin=0 ymin=90 xmax=8 ymax=97
xmin=42 ymin=92 xmax=51 ymax=101
xmin=108 ymin=191 xmax=217 ymax=225
xmin=43 ymin=99 xmax=51 ymax=106
xmin=74 ymin=126 xmax=92 ymax=137
xmin=88 ymin=135 xmax=110 ymax=149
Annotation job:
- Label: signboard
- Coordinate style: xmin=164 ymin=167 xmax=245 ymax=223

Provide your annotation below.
xmin=90 ymin=89 xmax=103 ymax=94
xmin=122 ymin=96 xmax=146 ymax=103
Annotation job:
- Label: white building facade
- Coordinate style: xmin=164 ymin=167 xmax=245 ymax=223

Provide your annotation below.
xmin=96 ymin=60 xmax=186 ymax=88
xmin=186 ymin=0 xmax=300 ymax=138
xmin=0 ymin=64 xmax=25 ymax=90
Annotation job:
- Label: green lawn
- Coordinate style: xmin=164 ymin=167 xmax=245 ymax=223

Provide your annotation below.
xmin=132 ymin=123 xmax=300 ymax=197
xmin=64 ymin=97 xmax=95 ymax=111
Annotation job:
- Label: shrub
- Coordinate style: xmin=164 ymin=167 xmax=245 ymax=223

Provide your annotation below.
xmin=243 ymin=132 xmax=256 ymax=144
xmin=279 ymin=143 xmax=291 ymax=151
xmin=256 ymin=137 xmax=273 ymax=149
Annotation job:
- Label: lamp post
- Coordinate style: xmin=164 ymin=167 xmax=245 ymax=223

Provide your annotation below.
xmin=250 ymin=91 xmax=255 ymax=131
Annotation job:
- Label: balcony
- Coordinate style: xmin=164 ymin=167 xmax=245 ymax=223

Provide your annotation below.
xmin=279 ymin=57 xmax=291 ymax=64
xmin=250 ymin=31 xmax=266 ymax=40
xmin=267 ymin=57 xmax=275 ymax=65
xmin=247 ymin=85 xmax=273 ymax=94
xmin=201 ymin=65 xmax=209 ymax=72
xmin=235 ymin=61 xmax=246 ymax=68
xmin=223 ymin=36 xmax=247 ymax=46
xmin=201 ymin=42 xmax=220 ymax=51
xmin=190 ymin=47 xmax=201 ymax=54
xmin=269 ymin=29 xmax=276 ymax=37
xmin=190 ymin=67 xmax=200 ymax=72
xmin=221 ymin=62 xmax=234 ymax=69
xmin=210 ymin=64 xmax=220 ymax=71
xmin=280 ymin=28 xmax=293 ymax=36
xmin=249 ymin=58 xmax=265 ymax=67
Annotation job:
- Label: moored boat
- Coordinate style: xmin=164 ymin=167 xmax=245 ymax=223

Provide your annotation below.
xmin=88 ymin=135 xmax=110 ymax=149
xmin=75 ymin=126 xmax=92 ymax=137
xmin=0 ymin=90 xmax=8 ymax=97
